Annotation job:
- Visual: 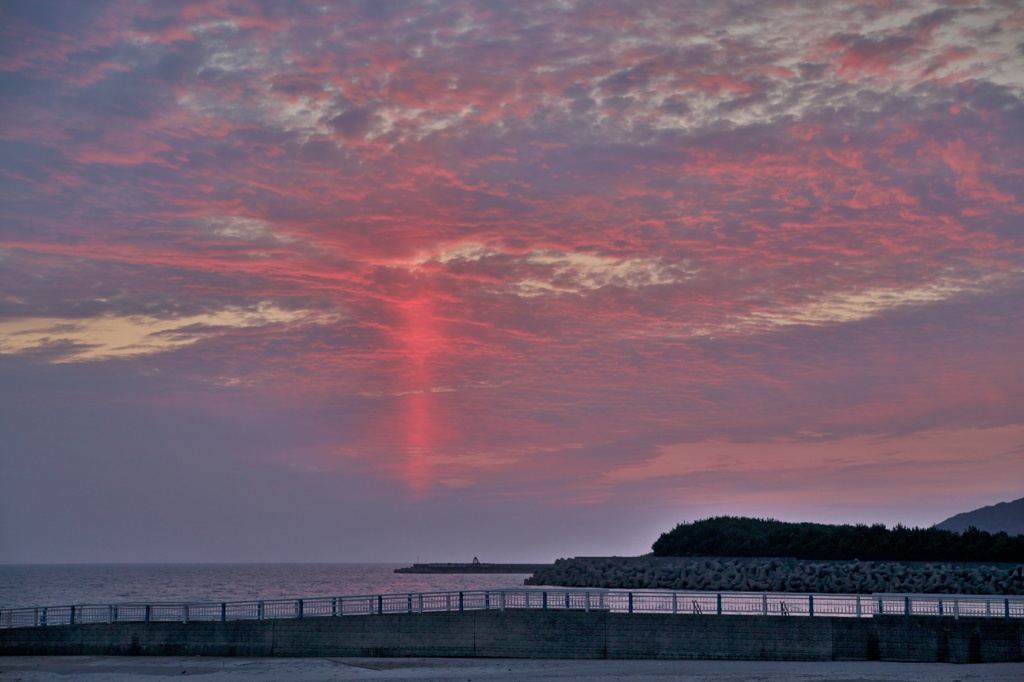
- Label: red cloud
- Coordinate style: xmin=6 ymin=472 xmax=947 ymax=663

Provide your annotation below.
xmin=1 ymin=0 xmax=1022 ymax=511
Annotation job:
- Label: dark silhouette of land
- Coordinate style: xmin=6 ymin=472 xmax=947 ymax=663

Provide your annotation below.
xmin=652 ymin=516 xmax=1024 ymax=562
xmin=935 ymin=496 xmax=1024 ymax=536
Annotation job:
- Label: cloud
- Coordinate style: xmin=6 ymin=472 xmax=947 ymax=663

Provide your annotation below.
xmin=597 ymin=425 xmax=1024 ymax=506
xmin=1 ymin=1 xmax=1023 ymax=560
xmin=0 ymin=303 xmax=335 ymax=361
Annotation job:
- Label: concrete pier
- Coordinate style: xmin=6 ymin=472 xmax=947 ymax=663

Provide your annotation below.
xmin=393 ymin=563 xmax=550 ymax=574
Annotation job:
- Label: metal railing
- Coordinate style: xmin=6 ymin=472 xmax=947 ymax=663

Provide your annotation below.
xmin=2 ymin=589 xmax=1021 ymax=629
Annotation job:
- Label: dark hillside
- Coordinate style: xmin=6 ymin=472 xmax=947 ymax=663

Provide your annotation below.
xmin=652 ymin=516 xmax=1024 ymax=562
xmin=935 ymin=496 xmax=1024 ymax=536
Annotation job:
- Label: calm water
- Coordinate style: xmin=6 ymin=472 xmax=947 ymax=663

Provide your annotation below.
xmin=0 ymin=564 xmax=541 ymax=609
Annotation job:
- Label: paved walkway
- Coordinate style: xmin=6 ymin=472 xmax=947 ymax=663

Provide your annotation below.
xmin=0 ymin=657 xmax=1021 ymax=681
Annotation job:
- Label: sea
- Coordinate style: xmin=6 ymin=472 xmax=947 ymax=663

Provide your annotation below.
xmin=0 ymin=564 xmax=542 ymax=610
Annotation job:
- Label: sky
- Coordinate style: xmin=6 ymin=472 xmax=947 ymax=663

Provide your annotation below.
xmin=1 ymin=0 xmax=1022 ymax=564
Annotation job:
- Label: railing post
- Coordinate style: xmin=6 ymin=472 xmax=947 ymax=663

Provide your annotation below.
xmin=672 ymin=593 xmax=677 ymax=614
xmin=377 ymin=595 xmax=383 ymax=615
xmin=904 ymin=596 xmax=910 ymax=616
xmin=716 ymin=593 xmax=722 ymax=615
xmin=69 ymin=606 xmax=75 ymax=626
xmin=953 ymin=598 xmax=959 ymax=620
xmin=878 ymin=598 xmax=884 ymax=615
xmin=41 ymin=607 xmax=47 ymax=627
xmin=407 ymin=594 xmax=413 ymax=613
xmin=446 ymin=593 xmax=452 ymax=611
xmin=628 ymin=592 xmax=633 ymax=614
xmin=183 ymin=605 xmax=189 ymax=624
xmin=501 ymin=592 xmax=506 ymax=611
xmin=418 ymin=594 xmax=424 ymax=613
xmin=762 ymin=594 xmax=768 ymax=616
xmin=297 ymin=599 xmax=304 ymax=619
xmin=564 ymin=592 xmax=570 ymax=609
xmin=542 ymin=592 xmax=548 ymax=611
xmin=809 ymin=595 xmax=814 ymax=617
xmin=258 ymin=601 xmax=264 ymax=621
xmin=485 ymin=591 xmax=490 ymax=610
xmin=221 ymin=603 xmax=226 ymax=622
xmin=145 ymin=605 xmax=151 ymax=623
xmin=585 ymin=592 xmax=590 ymax=613
xmin=985 ymin=600 xmax=991 ymax=618
xmin=938 ymin=599 xmax=943 ymax=616
xmin=1005 ymin=599 xmax=1011 ymax=620
xmin=855 ymin=596 xmax=861 ymax=618
xmin=332 ymin=597 xmax=338 ymax=617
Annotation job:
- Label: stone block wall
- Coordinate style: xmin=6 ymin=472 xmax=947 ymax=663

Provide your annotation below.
xmin=603 ymin=613 xmax=834 ymax=660
xmin=2 ymin=611 xmax=1021 ymax=663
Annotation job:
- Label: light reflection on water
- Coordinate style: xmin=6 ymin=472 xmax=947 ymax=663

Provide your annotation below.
xmin=0 ymin=564 xmax=537 ymax=609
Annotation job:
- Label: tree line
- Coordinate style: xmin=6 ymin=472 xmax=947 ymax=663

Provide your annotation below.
xmin=651 ymin=516 xmax=1024 ymax=562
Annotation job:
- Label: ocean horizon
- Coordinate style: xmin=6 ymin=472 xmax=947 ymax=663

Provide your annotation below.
xmin=0 ymin=563 xmax=539 ymax=610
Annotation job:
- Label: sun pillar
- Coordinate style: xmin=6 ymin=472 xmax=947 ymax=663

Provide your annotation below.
xmin=397 ymin=293 xmax=442 ymax=494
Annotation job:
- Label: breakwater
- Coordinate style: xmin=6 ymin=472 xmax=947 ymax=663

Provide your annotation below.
xmin=394 ymin=563 xmax=551 ymax=574
xmin=526 ymin=557 xmax=1024 ymax=595
xmin=2 ymin=610 xmax=1022 ymax=662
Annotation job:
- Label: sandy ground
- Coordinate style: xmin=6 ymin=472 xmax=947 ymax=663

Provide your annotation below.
xmin=0 ymin=657 xmax=1021 ymax=682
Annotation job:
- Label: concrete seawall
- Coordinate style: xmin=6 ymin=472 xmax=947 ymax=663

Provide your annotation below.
xmin=2 ymin=611 xmax=1022 ymax=663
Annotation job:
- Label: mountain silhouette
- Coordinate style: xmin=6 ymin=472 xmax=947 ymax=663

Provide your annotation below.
xmin=934 ymin=496 xmax=1024 ymax=536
